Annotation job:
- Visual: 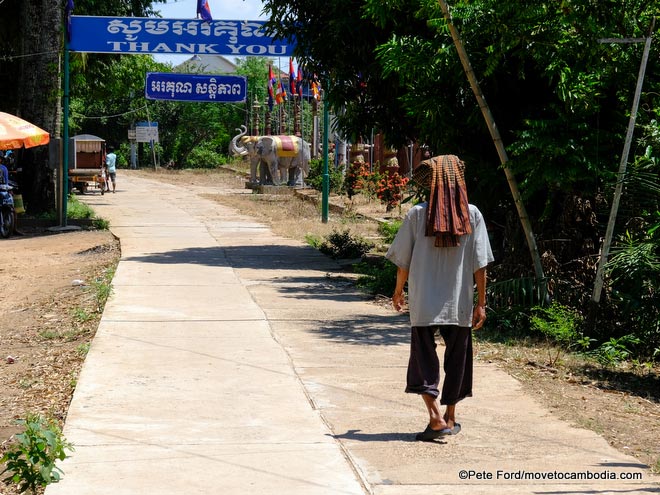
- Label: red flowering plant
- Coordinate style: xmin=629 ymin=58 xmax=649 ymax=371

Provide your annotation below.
xmin=344 ymin=160 xmax=371 ymax=199
xmin=377 ymin=171 xmax=409 ymax=212
xmin=363 ymin=168 xmax=384 ymax=200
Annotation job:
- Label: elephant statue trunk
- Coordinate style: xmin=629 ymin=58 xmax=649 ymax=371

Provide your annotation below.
xmin=230 ymin=125 xmax=249 ymax=157
xmin=230 ymin=126 xmax=271 ymax=183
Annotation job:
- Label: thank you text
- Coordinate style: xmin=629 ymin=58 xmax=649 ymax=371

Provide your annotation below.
xmin=69 ymin=17 xmax=295 ymax=57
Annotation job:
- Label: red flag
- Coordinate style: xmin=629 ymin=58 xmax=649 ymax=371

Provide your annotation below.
xmin=197 ymin=0 xmax=212 ymax=21
xmin=296 ymin=66 xmax=303 ymax=98
xmin=289 ymin=58 xmax=296 ymax=95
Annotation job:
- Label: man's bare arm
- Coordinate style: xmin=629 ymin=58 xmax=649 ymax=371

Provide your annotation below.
xmin=472 ymin=267 xmax=487 ymax=329
xmin=392 ymin=266 xmax=409 ymax=312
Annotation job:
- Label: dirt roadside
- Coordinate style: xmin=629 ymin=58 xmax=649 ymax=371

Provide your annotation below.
xmin=0 ymin=230 xmax=119 ymax=452
xmin=0 ymin=168 xmax=657 ymax=495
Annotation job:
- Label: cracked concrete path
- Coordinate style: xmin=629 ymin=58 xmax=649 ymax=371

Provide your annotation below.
xmin=46 ymin=173 xmax=660 ymax=495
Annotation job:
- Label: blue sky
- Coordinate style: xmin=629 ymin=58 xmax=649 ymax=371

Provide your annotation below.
xmin=151 ymin=0 xmax=268 ymax=65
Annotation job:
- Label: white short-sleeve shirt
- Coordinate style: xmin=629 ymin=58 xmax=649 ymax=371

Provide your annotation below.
xmin=386 ymin=203 xmax=494 ymax=327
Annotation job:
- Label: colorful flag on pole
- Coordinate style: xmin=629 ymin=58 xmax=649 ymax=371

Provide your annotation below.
xmin=65 ymin=0 xmax=75 ymax=42
xmin=296 ymin=66 xmax=303 ymax=98
xmin=312 ymin=75 xmax=321 ymax=101
xmin=197 ymin=0 xmax=212 ymax=21
xmin=275 ymin=78 xmax=287 ymax=104
xmin=289 ymin=58 xmax=296 ymax=96
xmin=267 ymin=64 xmax=275 ymax=110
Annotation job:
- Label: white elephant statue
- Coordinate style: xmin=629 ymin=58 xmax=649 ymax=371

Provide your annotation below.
xmin=255 ymin=136 xmax=311 ymax=187
xmin=230 ymin=126 xmax=311 ymax=186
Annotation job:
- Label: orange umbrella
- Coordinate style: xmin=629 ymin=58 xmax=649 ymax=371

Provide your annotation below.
xmin=0 ymin=111 xmax=50 ymax=150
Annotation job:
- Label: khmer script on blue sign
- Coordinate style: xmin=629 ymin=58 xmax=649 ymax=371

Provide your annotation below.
xmin=145 ymin=73 xmax=247 ymax=103
xmin=69 ymin=17 xmax=294 ymax=57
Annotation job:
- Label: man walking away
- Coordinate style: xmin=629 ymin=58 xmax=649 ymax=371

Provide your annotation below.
xmin=386 ymin=155 xmax=494 ymax=441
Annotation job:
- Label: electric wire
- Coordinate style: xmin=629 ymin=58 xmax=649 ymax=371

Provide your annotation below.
xmin=76 ymin=105 xmax=148 ymax=120
xmin=0 ymin=50 xmax=60 ymax=61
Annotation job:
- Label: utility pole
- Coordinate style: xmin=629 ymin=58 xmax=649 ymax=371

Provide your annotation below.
xmin=591 ymin=20 xmax=655 ymax=305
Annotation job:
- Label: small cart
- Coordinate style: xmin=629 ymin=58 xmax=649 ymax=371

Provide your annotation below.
xmin=69 ymin=134 xmax=106 ymax=194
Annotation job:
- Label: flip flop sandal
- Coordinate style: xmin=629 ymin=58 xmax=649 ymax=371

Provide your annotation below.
xmin=447 ymin=423 xmax=461 ymax=435
xmin=415 ymin=424 xmax=452 ymax=441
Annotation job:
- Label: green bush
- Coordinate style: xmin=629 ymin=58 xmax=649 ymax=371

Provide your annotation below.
xmin=530 ymin=302 xmax=588 ymax=351
xmin=184 ymin=149 xmax=228 ymax=169
xmin=66 ymin=195 xmax=95 ymax=219
xmin=318 ymin=229 xmax=374 ymax=259
xmin=306 ymin=158 xmax=345 ymax=194
xmin=605 ymin=224 xmax=660 ymax=358
xmin=590 ymin=334 xmax=641 ymax=366
xmin=36 ymin=196 xmax=109 ymax=229
xmin=378 ymin=220 xmax=402 ymax=244
xmin=1 ymin=414 xmax=73 ymax=494
xmin=481 ymin=307 xmax=532 ymax=342
xmin=305 ymin=233 xmax=323 ymax=249
xmin=117 ymin=142 xmax=133 ymax=168
xmin=354 ymin=258 xmax=398 ymax=296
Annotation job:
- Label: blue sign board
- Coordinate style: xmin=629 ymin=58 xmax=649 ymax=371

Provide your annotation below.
xmin=145 ymin=73 xmax=247 ymax=102
xmin=69 ymin=17 xmax=294 ymax=57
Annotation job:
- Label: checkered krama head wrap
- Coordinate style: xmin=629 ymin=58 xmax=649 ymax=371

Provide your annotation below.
xmin=413 ymin=155 xmax=472 ymax=247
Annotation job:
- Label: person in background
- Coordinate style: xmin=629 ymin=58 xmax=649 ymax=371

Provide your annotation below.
xmin=386 ymin=155 xmax=494 ymax=441
xmin=0 ymin=153 xmax=20 ymax=235
xmin=105 ymin=147 xmax=117 ymax=193
xmin=0 ymin=153 xmax=8 ymax=184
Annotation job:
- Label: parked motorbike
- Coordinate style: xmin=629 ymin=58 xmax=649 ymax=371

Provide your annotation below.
xmin=0 ymin=181 xmax=16 ymax=238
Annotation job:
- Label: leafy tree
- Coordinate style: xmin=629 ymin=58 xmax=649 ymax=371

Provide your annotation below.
xmin=263 ymin=0 xmax=660 ymax=231
xmin=263 ymin=0 xmax=660 ymax=356
xmin=0 ymin=0 xmax=164 ymax=211
xmin=0 ymin=0 xmax=62 ymax=212
xmin=70 ymin=55 xmax=168 ymax=141
xmin=235 ymin=56 xmax=270 ymax=117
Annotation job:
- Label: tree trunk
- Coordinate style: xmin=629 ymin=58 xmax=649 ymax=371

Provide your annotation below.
xmin=17 ymin=0 xmax=62 ymax=213
xmin=436 ymin=0 xmax=546 ymax=284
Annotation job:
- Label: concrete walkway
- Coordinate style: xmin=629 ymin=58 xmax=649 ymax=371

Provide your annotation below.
xmin=47 ymin=173 xmax=659 ymax=495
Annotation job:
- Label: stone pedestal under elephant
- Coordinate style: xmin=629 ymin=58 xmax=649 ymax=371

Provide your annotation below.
xmin=230 ymin=126 xmax=311 ymax=186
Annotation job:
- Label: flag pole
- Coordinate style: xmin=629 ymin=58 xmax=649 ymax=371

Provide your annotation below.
xmin=322 ymin=82 xmax=329 ymax=223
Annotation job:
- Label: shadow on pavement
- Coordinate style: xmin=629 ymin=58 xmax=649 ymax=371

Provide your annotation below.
xmin=312 ymin=314 xmax=409 ymax=347
xmin=123 ymin=245 xmax=332 ymax=269
xmin=330 ymin=429 xmax=419 ymax=443
xmin=124 ymin=245 xmax=411 ymax=347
